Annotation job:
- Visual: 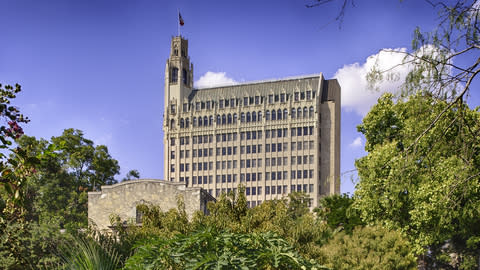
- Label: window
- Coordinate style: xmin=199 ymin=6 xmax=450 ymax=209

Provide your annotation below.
xmin=171 ymin=67 xmax=178 ymax=82
xmin=266 ymin=111 xmax=270 ymax=121
xmin=291 ymin=108 xmax=296 ymax=119
xmin=268 ymin=94 xmax=273 ymax=104
xmin=182 ymin=69 xmax=188 ymax=84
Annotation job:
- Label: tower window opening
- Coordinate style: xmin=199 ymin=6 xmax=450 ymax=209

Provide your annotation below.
xmin=182 ymin=69 xmax=188 ymax=84
xmin=171 ymin=67 xmax=178 ymax=83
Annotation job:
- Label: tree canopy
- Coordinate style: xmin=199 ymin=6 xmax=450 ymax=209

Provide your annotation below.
xmin=354 ymin=93 xmax=480 ymax=267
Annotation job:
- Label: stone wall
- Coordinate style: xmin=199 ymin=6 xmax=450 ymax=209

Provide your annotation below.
xmin=88 ymin=179 xmax=215 ymax=231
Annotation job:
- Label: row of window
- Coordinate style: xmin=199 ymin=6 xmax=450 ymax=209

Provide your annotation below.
xmin=182 ymin=91 xmax=316 ymax=113
xmin=171 ymin=126 xmax=314 ymax=146
xmin=177 ymin=106 xmax=315 ymax=128
xmin=177 ymin=141 xmax=316 ymax=161
xmin=208 ymin=184 xmax=314 ymax=198
xmin=178 ymin=154 xmax=316 ymax=172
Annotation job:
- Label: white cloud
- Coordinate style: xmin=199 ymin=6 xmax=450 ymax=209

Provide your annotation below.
xmin=335 ymin=48 xmax=412 ymax=116
xmin=195 ymin=71 xmax=237 ymax=88
xmin=349 ymin=136 xmax=362 ymax=148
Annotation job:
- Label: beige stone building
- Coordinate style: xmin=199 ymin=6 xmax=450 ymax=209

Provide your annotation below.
xmin=163 ymin=36 xmax=340 ymax=208
xmin=88 ymin=179 xmax=215 ymax=231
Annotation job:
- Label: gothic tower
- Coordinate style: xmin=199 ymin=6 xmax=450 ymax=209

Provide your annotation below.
xmin=164 ymin=36 xmax=194 ymax=181
xmin=164 ymin=36 xmax=194 ymax=117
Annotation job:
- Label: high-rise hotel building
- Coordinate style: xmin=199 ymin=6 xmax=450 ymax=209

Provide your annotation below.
xmin=163 ymin=36 xmax=340 ymax=208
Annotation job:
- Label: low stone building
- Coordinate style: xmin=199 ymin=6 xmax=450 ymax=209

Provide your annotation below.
xmin=88 ymin=179 xmax=215 ymax=231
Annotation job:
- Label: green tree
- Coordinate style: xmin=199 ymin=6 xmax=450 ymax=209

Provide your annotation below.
xmin=17 ymin=129 xmax=121 ymax=229
xmin=0 ymin=83 xmax=35 ymax=221
xmin=319 ymin=225 xmax=416 ymax=270
xmin=122 ymin=169 xmax=140 ymax=181
xmin=124 ymin=227 xmax=327 ymax=270
xmin=354 ymin=93 xmax=480 ymax=267
xmin=315 ymin=193 xmax=364 ymax=234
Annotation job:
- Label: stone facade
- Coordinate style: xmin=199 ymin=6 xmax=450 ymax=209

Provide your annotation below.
xmin=88 ymin=179 xmax=215 ymax=231
xmin=163 ymin=36 xmax=341 ymax=208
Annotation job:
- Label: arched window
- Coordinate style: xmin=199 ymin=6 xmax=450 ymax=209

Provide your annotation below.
xmin=182 ymin=68 xmax=188 ymax=85
xmin=241 ymin=112 xmax=245 ymax=123
xmin=198 ymin=116 xmax=203 ymax=126
xmin=271 ymin=110 xmax=276 ymax=120
xmin=283 ymin=109 xmax=288 ymax=119
xmin=171 ymin=67 xmax=178 ymax=83
xmin=277 ymin=109 xmax=282 ymax=120
xmin=291 ymin=108 xmax=296 ymax=119
xmin=266 ymin=110 xmax=270 ymax=121
xmin=193 ymin=117 xmax=197 ymax=127
xmin=297 ymin=108 xmax=302 ymax=119
xmin=209 ymin=116 xmax=213 ymax=126
xmin=170 ymin=119 xmax=175 ymax=129
xmin=227 ymin=114 xmax=232 ymax=124
xmin=180 ymin=118 xmax=184 ymax=128
xmin=185 ymin=118 xmax=190 ymax=128
xmin=222 ymin=114 xmax=226 ymax=125
xmin=204 ymin=116 xmax=208 ymax=126
xmin=303 ymin=107 xmax=308 ymax=118
xmin=309 ymin=106 xmax=314 ymax=118
xmin=258 ymin=111 xmax=262 ymax=121
xmin=233 ymin=113 xmax=238 ymax=124
xmin=216 ymin=115 xmax=221 ymax=125
xmin=252 ymin=111 xmax=257 ymax=122
xmin=246 ymin=112 xmax=251 ymax=122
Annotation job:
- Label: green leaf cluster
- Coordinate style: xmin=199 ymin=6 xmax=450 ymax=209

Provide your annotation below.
xmin=355 ymin=93 xmax=480 ymax=267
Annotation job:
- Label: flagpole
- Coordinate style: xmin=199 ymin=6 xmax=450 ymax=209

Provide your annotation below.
xmin=177 ymin=8 xmax=180 ymax=37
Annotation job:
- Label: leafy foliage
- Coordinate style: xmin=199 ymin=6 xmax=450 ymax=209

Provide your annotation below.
xmin=17 ymin=129 xmax=121 ymax=229
xmin=354 ymin=93 xmax=480 ymax=267
xmin=319 ymin=225 xmax=416 ymax=270
xmin=59 ymin=234 xmax=122 ymax=270
xmin=0 ymin=83 xmax=36 ymax=221
xmin=124 ymin=228 xmax=327 ymax=270
xmin=315 ymin=193 xmax=364 ymax=234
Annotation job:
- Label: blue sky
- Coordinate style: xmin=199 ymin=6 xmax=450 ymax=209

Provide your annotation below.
xmin=1 ymin=0 xmax=478 ymax=195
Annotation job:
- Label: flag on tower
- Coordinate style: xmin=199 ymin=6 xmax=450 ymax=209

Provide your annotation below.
xmin=179 ymin=12 xmax=184 ymax=26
